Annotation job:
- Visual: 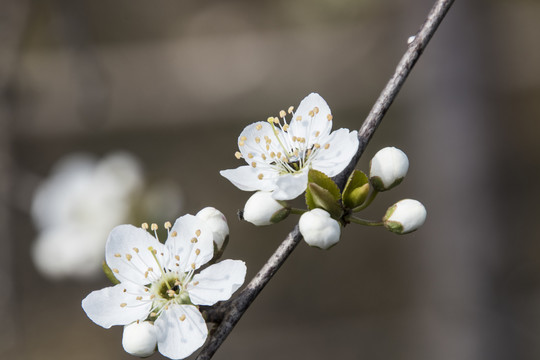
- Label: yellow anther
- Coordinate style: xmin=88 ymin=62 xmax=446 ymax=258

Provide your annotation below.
xmin=195 ymin=249 xmax=201 ymax=255
xmin=151 ymin=223 xmax=158 ymax=231
xmin=175 ymin=255 xmax=180 ymax=261
xmin=267 ymin=117 xmax=274 ymax=123
xmin=327 ymin=114 xmax=333 ymax=121
xmin=258 ymin=173 xmax=264 ymax=180
xmin=114 ymin=253 xmax=121 ymax=258
xmin=191 ymin=263 xmax=196 ymax=270
xmin=141 ymin=223 xmax=149 ymax=230
xmin=276 ymin=152 xmax=282 ymax=158
xmin=251 ymin=162 xmax=257 ymax=168
xmin=179 ymin=314 xmax=186 ymax=322
xmin=126 ymin=254 xmax=132 ymax=261
xmin=133 ymin=247 xmax=139 ymax=253
xmin=308 ymin=110 xmax=314 ymax=117
xmin=248 ymin=153 xmax=254 ymax=159
xmin=281 ymin=156 xmax=288 ymax=162
xmin=239 ymin=140 xmax=245 ymax=146
xmin=314 ymin=143 xmax=321 ymax=149
xmin=240 ymin=136 xmax=247 ymax=142
xmin=262 ymin=154 xmax=267 ymax=160
xmin=136 ymin=296 xmax=142 ymax=300
xmin=123 ymin=288 xmax=127 ymax=293
xmin=120 ymin=303 xmax=127 ymax=308
xmin=113 ymin=268 xmax=119 ymax=273
xmin=235 ymin=151 xmax=242 ymax=159
xmin=314 ymin=106 xmax=319 ymax=114
xmin=283 ymin=124 xmax=289 ymax=132
xmin=195 ymin=229 xmax=201 ymax=237
xmin=194 ymin=281 xmax=199 ymax=286
xmin=324 ymin=143 xmax=330 ymax=149
xmin=256 ymin=124 xmax=263 ymax=131
xmin=306 ymin=149 xmax=313 ymax=157
xmin=150 ymin=312 xmax=157 ymax=317
xmin=288 ymin=106 xmax=294 ymax=114
xmin=191 ymin=237 xmax=198 ymax=243
xmin=147 ymin=267 xmax=153 ymax=272
xmin=315 ymin=131 xmax=320 ymax=137
xmin=266 ymin=144 xmax=270 ymax=151
xmin=255 ymin=137 xmax=261 ymax=144
xmin=292 ymin=136 xmax=297 ymax=142
xmin=144 ymin=271 xmax=149 ymax=278
xmin=273 ymin=117 xmax=280 ymax=124
xmin=279 ymin=110 xmax=286 ymax=118
xmin=164 ymin=221 xmax=172 ymax=229
xmin=171 ymin=231 xmax=177 ymax=237
xmin=270 ymin=152 xmax=276 ymax=158
xmin=296 ymin=116 xmax=302 ymax=121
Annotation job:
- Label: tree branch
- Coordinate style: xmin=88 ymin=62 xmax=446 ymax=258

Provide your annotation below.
xmin=196 ymin=0 xmax=455 ymax=358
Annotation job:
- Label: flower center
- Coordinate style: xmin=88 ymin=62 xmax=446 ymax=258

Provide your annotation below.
xmin=150 ymin=271 xmax=192 ymax=306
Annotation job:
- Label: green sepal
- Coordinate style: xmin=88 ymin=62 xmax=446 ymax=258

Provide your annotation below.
xmin=102 ymin=261 xmax=120 ymax=285
xmin=382 ymin=203 xmax=404 ymax=234
xmin=270 ymin=207 xmax=291 ymax=224
xmin=306 ymin=182 xmax=344 ymax=219
xmin=307 ymin=169 xmax=341 ymax=201
xmin=342 ymin=170 xmax=370 ymax=209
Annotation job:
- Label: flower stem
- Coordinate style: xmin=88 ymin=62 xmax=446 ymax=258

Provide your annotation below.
xmin=289 ymin=208 xmax=308 ymax=215
xmin=352 ymin=189 xmax=378 ymax=212
xmin=347 ymin=216 xmax=383 ymax=226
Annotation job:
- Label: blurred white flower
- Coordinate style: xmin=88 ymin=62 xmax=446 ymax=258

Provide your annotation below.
xmin=122 ymin=321 xmax=158 ymax=358
xmin=299 ymin=208 xmax=341 ymax=249
xmin=220 ymin=93 xmax=359 ymax=200
xmin=30 ymin=151 xmax=183 ymax=280
xmin=369 ymin=147 xmax=409 ymax=191
xmin=82 ymin=214 xmax=246 ymax=360
xmin=383 ymin=199 xmax=427 ymax=234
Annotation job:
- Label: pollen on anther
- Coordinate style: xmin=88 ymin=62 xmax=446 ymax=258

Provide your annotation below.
xmin=308 ymin=110 xmax=314 ymax=117
xmin=144 ymin=271 xmax=149 ymax=278
xmin=141 ymin=223 xmax=149 ymax=230
xmin=267 ymin=117 xmax=274 ymax=123
xmin=234 ymin=151 xmax=242 ymax=159
xmin=240 ymin=136 xmax=247 ymax=142
xmin=296 ymin=115 xmax=302 ymax=121
xmin=324 ymin=143 xmax=330 ymax=149
xmin=239 ymin=140 xmax=245 ymax=146
xmin=327 ymin=114 xmax=333 ymax=121
xmin=261 ymin=154 xmax=267 ymax=160
xmin=136 ymin=296 xmax=142 ymax=300
xmin=150 ymin=312 xmax=157 ymax=317
xmin=315 ymin=131 xmax=320 ymax=137
xmin=256 ymin=124 xmax=263 ymax=131
xmin=191 ymin=263 xmax=196 ymax=270
xmin=314 ymin=107 xmax=320 ymax=114
xmin=175 ymin=255 xmax=180 ymax=261
xmin=151 ymin=223 xmax=158 ymax=231
xmin=193 ymin=281 xmax=199 ymax=286
xmin=147 ymin=267 xmax=153 ymax=272
xmin=120 ymin=303 xmax=127 ymax=308
xmin=248 ymin=153 xmax=254 ymax=159
xmin=195 ymin=229 xmax=201 ymax=237
xmin=283 ymin=124 xmax=289 ymax=132
xmin=179 ymin=314 xmax=186 ymax=321
xmin=123 ymin=288 xmax=127 ymax=293
xmin=113 ymin=268 xmax=119 ymax=273
xmin=114 ymin=253 xmax=121 ymax=258
xmin=258 ymin=173 xmax=264 ymax=180
xmin=164 ymin=221 xmax=172 ymax=229
xmin=133 ymin=247 xmax=139 ymax=253
xmin=195 ymin=249 xmax=201 ymax=255
xmin=279 ymin=110 xmax=286 ymax=118
xmin=255 ymin=137 xmax=261 ymax=144
xmin=171 ymin=231 xmax=177 ymax=237
xmin=288 ymin=106 xmax=294 ymax=114
xmin=191 ymin=237 xmax=198 ymax=243
xmin=126 ymin=254 xmax=132 ymax=261
xmin=251 ymin=162 xmax=257 ymax=168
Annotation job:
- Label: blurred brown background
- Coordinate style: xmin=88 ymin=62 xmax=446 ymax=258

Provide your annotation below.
xmin=1 ymin=0 xmax=539 ymax=359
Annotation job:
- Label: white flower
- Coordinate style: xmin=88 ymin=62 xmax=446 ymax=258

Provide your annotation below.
xmin=242 ymin=191 xmax=289 ymax=226
xmin=299 ymin=209 xmax=341 ymax=249
xmin=196 ymin=207 xmax=229 ymax=250
xmin=122 ymin=321 xmax=157 ymax=357
xmin=81 ymin=214 xmax=247 ymax=360
xmin=369 ymin=147 xmax=409 ymax=191
xmin=220 ymin=93 xmax=359 ymax=200
xmin=383 ymin=199 xmax=427 ymax=234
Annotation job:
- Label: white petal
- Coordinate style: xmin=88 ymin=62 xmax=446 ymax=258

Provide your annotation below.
xmin=81 ymin=283 xmax=152 ymax=329
xmin=166 ymin=215 xmax=214 ymax=273
xmin=189 ymin=259 xmax=247 ymax=306
xmin=289 ymin=93 xmax=333 ymax=142
xmin=106 ymin=225 xmax=166 ymax=286
xmin=195 ymin=207 xmax=229 ymax=250
xmin=312 ymin=129 xmax=359 ymax=176
xmin=243 ymin=191 xmax=285 ymax=226
xmin=155 ymin=305 xmax=208 ymax=360
xmin=237 ymin=121 xmax=282 ymax=163
xmin=220 ymin=166 xmax=276 ymax=192
xmin=271 ymin=171 xmax=309 ymax=200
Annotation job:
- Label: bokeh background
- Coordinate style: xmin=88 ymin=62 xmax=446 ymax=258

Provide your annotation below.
xmin=1 ymin=0 xmax=539 ymax=359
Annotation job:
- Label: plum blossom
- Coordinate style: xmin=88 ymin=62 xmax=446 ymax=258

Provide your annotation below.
xmin=220 ymin=93 xmax=358 ymax=200
xmin=82 ymin=214 xmax=246 ymax=360
xmin=299 ymin=208 xmax=341 ymax=249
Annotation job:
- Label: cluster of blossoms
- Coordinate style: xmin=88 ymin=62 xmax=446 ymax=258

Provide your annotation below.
xmin=221 ymin=93 xmax=427 ymax=249
xmin=31 ymin=152 xmax=183 ymax=280
xmin=82 ymin=208 xmax=246 ymax=359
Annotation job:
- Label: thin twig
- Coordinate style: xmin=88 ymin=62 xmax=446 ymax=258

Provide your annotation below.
xmin=196 ymin=0 xmax=455 ymax=358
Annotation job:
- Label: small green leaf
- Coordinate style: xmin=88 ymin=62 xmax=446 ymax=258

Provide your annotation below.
xmin=307 ymin=169 xmax=341 ymax=201
xmin=102 ymin=261 xmax=120 ymax=285
xmin=270 ymin=207 xmax=291 ymax=224
xmin=306 ymin=183 xmax=343 ymax=219
xmin=343 ymin=170 xmax=370 ymax=209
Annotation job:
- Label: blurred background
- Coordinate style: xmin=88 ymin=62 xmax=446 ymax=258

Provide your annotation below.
xmin=1 ymin=0 xmax=539 ymax=359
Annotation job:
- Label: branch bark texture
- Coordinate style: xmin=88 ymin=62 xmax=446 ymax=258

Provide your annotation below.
xmin=196 ymin=0 xmax=455 ymax=358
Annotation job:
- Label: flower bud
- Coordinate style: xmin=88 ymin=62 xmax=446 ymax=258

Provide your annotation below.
xmin=383 ymin=199 xmax=427 ymax=234
xmin=196 ymin=207 xmax=229 ymax=250
xmin=299 ymin=208 xmax=341 ymax=249
xmin=369 ymin=147 xmax=409 ymax=191
xmin=122 ymin=321 xmax=157 ymax=358
xmin=243 ymin=191 xmax=289 ymax=226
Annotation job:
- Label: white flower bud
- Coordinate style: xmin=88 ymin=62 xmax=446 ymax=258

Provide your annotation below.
xmin=369 ymin=147 xmax=409 ymax=191
xmin=299 ymin=208 xmax=341 ymax=249
xmin=243 ymin=191 xmax=288 ymax=226
xmin=383 ymin=199 xmax=427 ymax=234
xmin=196 ymin=207 xmax=229 ymax=250
xmin=122 ymin=321 xmax=157 ymax=358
